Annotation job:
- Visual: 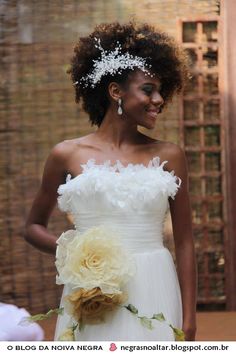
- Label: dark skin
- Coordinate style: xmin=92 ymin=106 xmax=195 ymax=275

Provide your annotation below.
xmin=25 ymin=69 xmax=197 ymax=340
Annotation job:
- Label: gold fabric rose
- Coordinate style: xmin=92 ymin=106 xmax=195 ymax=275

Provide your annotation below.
xmin=65 ymin=287 xmax=128 ymax=325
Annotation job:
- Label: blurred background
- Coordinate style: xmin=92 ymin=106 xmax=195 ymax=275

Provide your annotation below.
xmin=0 ymin=0 xmax=235 ymax=340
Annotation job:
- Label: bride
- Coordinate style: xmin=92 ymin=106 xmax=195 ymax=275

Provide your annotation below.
xmin=25 ymin=21 xmax=197 ymax=341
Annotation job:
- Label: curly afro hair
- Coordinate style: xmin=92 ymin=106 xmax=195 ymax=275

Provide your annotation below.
xmin=68 ymin=21 xmax=190 ymax=127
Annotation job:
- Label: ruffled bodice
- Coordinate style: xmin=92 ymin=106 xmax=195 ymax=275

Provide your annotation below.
xmin=57 ymin=156 xmax=182 ymax=253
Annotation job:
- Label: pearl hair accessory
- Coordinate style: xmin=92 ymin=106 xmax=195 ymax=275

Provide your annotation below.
xmin=74 ymin=37 xmax=154 ymax=89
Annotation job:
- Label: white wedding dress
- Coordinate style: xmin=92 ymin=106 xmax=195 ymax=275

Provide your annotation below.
xmin=54 ymin=156 xmax=183 ymax=341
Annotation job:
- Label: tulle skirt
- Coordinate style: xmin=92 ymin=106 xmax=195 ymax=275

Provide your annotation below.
xmin=54 ymin=247 xmax=182 ymax=341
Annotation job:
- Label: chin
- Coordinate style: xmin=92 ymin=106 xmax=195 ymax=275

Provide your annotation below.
xmin=139 ymin=122 xmax=156 ymax=130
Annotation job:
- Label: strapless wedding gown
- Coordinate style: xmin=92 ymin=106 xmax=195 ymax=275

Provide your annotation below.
xmin=54 ymin=156 xmax=183 ymax=341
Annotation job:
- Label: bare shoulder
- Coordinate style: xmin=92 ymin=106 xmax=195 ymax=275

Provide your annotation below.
xmin=60 ymin=134 xmax=98 ymax=152
xmin=50 ymin=139 xmax=78 ymax=161
xmin=48 ymin=137 xmax=88 ymax=165
xmin=48 ymin=134 xmax=99 ymax=176
xmin=41 ymin=139 xmax=80 ymax=190
xmin=153 ymin=140 xmax=188 ymax=176
xmin=162 ymin=141 xmax=186 ymax=161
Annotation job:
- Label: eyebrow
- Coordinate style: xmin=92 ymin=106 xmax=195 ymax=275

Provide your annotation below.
xmin=141 ymin=82 xmax=162 ymax=89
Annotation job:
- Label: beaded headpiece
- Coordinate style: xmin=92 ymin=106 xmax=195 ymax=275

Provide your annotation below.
xmin=74 ymin=37 xmax=154 ymax=89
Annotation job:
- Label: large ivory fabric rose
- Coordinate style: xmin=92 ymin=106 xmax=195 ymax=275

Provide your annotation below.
xmin=65 ymin=287 xmax=127 ymax=325
xmin=55 ymin=225 xmax=136 ymax=293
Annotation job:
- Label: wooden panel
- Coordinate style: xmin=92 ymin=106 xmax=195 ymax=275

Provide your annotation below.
xmin=178 ymin=18 xmax=226 ymax=305
xmin=221 ymin=0 xmax=236 ymax=310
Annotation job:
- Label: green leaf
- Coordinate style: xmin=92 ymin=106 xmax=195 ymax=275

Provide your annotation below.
xmin=58 ymin=322 xmax=78 ymax=341
xmin=19 ymin=307 xmax=64 ymax=325
xmin=139 ymin=316 xmax=153 ymax=330
xmin=58 ymin=328 xmax=74 ymax=341
xmin=78 ymin=321 xmax=85 ymax=332
xmin=125 ymin=304 xmax=138 ymax=315
xmin=46 ymin=308 xmax=64 ymax=317
xmin=152 ymin=313 xmax=166 ymax=322
xmin=169 ymin=324 xmax=185 ymax=341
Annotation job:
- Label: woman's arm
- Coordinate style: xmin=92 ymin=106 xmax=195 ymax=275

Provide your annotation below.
xmin=168 ymin=144 xmax=197 ymax=341
xmin=25 ymin=143 xmax=68 ymax=255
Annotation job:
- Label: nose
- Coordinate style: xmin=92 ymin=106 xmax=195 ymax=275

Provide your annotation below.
xmin=151 ymin=91 xmax=164 ymax=107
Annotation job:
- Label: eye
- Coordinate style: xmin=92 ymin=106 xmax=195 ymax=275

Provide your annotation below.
xmin=142 ymin=87 xmax=153 ymax=95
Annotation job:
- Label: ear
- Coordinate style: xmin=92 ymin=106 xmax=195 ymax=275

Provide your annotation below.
xmin=107 ymin=82 xmax=124 ymax=101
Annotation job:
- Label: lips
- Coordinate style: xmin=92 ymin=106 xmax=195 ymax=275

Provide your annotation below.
xmin=146 ymin=110 xmax=158 ymax=119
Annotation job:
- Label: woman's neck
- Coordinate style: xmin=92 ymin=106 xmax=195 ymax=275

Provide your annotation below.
xmin=95 ymin=108 xmax=141 ymax=148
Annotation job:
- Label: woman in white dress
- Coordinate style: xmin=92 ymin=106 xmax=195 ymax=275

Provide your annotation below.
xmin=25 ymin=21 xmax=197 ymax=341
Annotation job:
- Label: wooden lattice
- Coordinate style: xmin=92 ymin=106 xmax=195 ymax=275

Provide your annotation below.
xmin=179 ymin=18 xmax=226 ymax=305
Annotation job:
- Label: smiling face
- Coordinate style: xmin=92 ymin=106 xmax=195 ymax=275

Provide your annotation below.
xmin=119 ymin=69 xmax=164 ymax=129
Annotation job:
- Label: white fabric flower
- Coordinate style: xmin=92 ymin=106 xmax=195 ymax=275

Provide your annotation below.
xmin=55 ymin=225 xmax=136 ymax=294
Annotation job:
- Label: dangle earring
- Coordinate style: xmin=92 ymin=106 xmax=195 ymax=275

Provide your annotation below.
xmin=117 ymin=98 xmax=123 ymax=116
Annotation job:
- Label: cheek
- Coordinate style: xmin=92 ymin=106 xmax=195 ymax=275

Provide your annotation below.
xmin=124 ymin=93 xmax=147 ymax=113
